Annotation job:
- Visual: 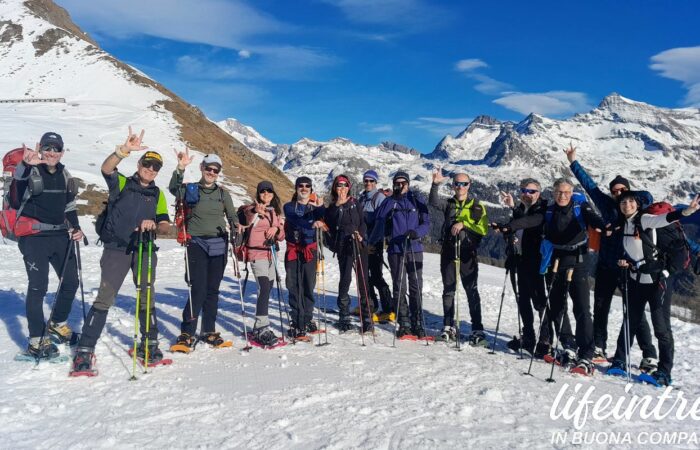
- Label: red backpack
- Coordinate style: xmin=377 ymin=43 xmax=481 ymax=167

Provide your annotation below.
xmin=632 ymin=202 xmax=691 ymax=275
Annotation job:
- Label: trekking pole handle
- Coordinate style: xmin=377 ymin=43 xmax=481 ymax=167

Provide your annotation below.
xmin=552 ymin=258 xmax=560 ymax=274
xmin=566 ymin=268 xmax=574 ymax=282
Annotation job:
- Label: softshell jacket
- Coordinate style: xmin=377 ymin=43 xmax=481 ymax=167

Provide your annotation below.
xmin=428 ymin=183 xmax=488 ymax=252
xmin=241 ymin=204 xmax=285 ymax=262
xmin=369 ymin=191 xmax=431 ymax=255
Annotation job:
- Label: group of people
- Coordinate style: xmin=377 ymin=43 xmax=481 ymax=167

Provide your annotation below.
xmin=7 ymin=129 xmax=699 ymax=386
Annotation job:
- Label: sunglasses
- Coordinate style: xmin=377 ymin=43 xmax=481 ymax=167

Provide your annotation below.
xmin=520 ymin=188 xmax=539 ymax=195
xmin=296 ymin=183 xmax=312 ymax=189
xmin=363 ymin=179 xmax=376 ymax=184
xmin=453 ymin=181 xmax=470 ymax=188
xmin=259 ymin=188 xmax=274 ymax=194
xmin=204 ymin=166 xmax=221 ymax=174
xmin=393 ymin=181 xmax=408 ymax=187
xmin=336 ymin=182 xmax=349 ymax=188
xmin=611 ymin=188 xmax=628 ymax=195
xmin=40 ymin=146 xmax=63 ymax=153
xmin=141 ymin=160 xmax=162 ymax=172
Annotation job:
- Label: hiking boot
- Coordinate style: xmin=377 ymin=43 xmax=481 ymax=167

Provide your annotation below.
xmin=306 ymin=321 xmax=319 ymax=333
xmin=396 ymin=325 xmax=412 ymax=338
xmin=469 ymin=330 xmax=487 ymax=347
xmin=506 ymin=336 xmax=521 ymax=351
xmin=639 ymin=357 xmax=658 ymax=374
xmin=438 ymin=326 xmax=457 ymax=342
xmin=360 ymin=322 xmax=374 ymax=334
xmin=27 ymin=337 xmax=59 ymax=359
xmin=287 ymin=327 xmax=307 ymax=339
xmin=170 ymin=333 xmax=196 ymax=353
xmin=137 ymin=341 xmax=163 ymax=363
xmin=254 ymin=327 xmax=279 ymax=347
xmin=72 ymin=347 xmax=95 ymax=372
xmin=606 ymin=359 xmax=627 ymax=376
xmin=413 ymin=326 xmax=426 ymax=339
xmin=534 ymin=341 xmax=551 ymax=359
xmin=571 ymin=358 xmax=595 ymax=376
xmin=335 ymin=318 xmax=354 ymax=332
xmin=593 ymin=347 xmax=608 ymax=363
xmin=47 ymin=320 xmax=73 ymax=344
xmin=507 ymin=336 xmax=535 ymax=354
xmin=651 ymin=370 xmax=672 ymax=387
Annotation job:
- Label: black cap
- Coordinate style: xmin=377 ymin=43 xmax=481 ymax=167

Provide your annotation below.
xmin=39 ymin=132 xmax=63 ymax=151
xmin=257 ymin=180 xmax=274 ymax=193
xmin=295 ymin=176 xmax=312 ymax=187
xmin=609 ymin=175 xmax=630 ymax=191
xmin=393 ymin=171 xmax=410 ymax=183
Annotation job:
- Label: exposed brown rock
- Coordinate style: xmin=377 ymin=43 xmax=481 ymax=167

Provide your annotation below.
xmin=32 ymin=27 xmax=72 ymax=56
xmin=0 ymin=20 xmax=23 ymax=46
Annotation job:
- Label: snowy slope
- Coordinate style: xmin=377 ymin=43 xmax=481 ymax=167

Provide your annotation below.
xmin=222 ymin=94 xmax=700 ymax=205
xmin=1 ymin=233 xmax=699 ymax=448
xmin=217 ymin=118 xmax=284 ymax=163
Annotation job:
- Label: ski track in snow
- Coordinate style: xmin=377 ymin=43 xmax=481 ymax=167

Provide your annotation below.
xmin=1 ymin=233 xmax=699 ymax=449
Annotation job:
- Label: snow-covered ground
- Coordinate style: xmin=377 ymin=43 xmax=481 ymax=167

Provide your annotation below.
xmin=2 ymin=232 xmax=699 ymax=449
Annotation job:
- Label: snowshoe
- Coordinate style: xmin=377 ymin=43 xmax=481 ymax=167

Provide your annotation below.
xmin=544 ymin=348 xmax=577 ymax=367
xmin=306 ymin=321 xmax=327 ymax=335
xmin=435 ymin=326 xmax=457 ymax=343
xmin=129 ymin=342 xmax=172 ymax=367
xmin=639 ymin=357 xmax=658 ymax=375
xmin=287 ymin=327 xmax=310 ymax=342
xmin=592 ymin=347 xmax=608 ymax=364
xmin=200 ymin=332 xmax=233 ymax=349
xmin=396 ymin=325 xmax=413 ymax=339
xmin=605 ymin=359 xmax=628 ymax=378
xmin=570 ymin=358 xmax=595 ymax=376
xmin=69 ymin=347 xmax=98 ymax=377
xmin=378 ymin=312 xmax=396 ymax=323
xmin=23 ymin=338 xmax=61 ymax=360
xmin=334 ymin=320 xmax=355 ymax=333
xmin=506 ymin=336 xmax=535 ymax=354
xmin=639 ymin=370 xmax=672 ymax=387
xmin=468 ymin=331 xmax=488 ymax=348
xmin=249 ymin=327 xmax=285 ymax=349
xmin=47 ymin=320 xmax=73 ymax=344
xmin=170 ymin=333 xmax=196 ymax=354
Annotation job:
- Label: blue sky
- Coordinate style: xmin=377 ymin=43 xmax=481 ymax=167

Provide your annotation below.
xmin=57 ymin=0 xmax=700 ymax=153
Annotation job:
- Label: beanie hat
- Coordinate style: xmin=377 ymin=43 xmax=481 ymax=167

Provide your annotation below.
xmin=393 ymin=171 xmax=410 ymax=183
xmin=295 ymin=176 xmax=312 ymax=187
xmin=257 ymin=180 xmax=274 ymax=193
xmin=336 ymin=175 xmax=351 ymax=187
xmin=609 ymin=175 xmax=630 ymax=192
xmin=363 ymin=170 xmax=379 ymax=182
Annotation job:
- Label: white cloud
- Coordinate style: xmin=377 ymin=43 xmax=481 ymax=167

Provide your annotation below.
xmin=360 ymin=122 xmax=393 ymax=133
xmin=404 ymin=117 xmax=471 ymax=137
xmin=417 ymin=117 xmax=472 ymax=125
xmin=455 ymin=59 xmax=488 ymax=72
xmin=650 ymin=46 xmax=700 ymax=106
xmin=493 ymin=91 xmax=592 ymax=116
xmin=323 ymin=0 xmax=448 ymax=30
xmin=238 ymin=50 xmax=252 ymax=59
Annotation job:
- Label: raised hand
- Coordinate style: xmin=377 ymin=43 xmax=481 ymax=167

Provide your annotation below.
xmin=686 ymin=194 xmax=700 ymax=215
xmin=564 ymin=141 xmax=577 ymax=163
xmin=254 ymin=201 xmax=266 ymax=215
xmin=500 ymin=190 xmax=514 ymax=208
xmin=22 ymin=143 xmax=46 ymax=166
xmin=432 ymin=167 xmax=447 ymax=184
xmin=173 ymin=146 xmax=192 ymax=170
xmin=121 ymin=126 xmax=148 ymax=155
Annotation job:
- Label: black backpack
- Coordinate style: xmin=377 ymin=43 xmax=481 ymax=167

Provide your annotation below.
xmin=631 ymin=203 xmax=690 ymax=276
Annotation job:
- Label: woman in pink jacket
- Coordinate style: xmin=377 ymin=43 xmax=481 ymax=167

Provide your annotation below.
xmin=240 ymin=181 xmax=285 ymax=347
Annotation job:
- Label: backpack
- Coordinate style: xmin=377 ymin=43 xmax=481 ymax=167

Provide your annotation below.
xmin=539 ymin=191 xmax=589 ymax=274
xmin=94 ymin=178 xmax=161 ymax=244
xmin=631 ymin=202 xmax=690 ymax=276
xmin=1 ymin=148 xmax=71 ymax=241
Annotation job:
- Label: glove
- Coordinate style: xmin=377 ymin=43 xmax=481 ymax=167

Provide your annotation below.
xmin=407 ymin=230 xmax=418 ymax=240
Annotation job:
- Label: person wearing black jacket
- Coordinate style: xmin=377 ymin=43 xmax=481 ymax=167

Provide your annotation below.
xmin=325 ymin=175 xmax=373 ymax=333
xmin=13 ymin=132 xmax=84 ymax=359
xmin=565 ymin=144 xmax=658 ymax=368
xmin=494 ymin=178 xmax=571 ymax=356
xmin=540 ymin=178 xmax=607 ymax=374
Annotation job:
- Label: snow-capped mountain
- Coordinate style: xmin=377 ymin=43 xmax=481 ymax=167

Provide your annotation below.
xmin=217 ymin=118 xmax=286 ymax=162
xmin=223 ymin=93 xmax=700 ymax=207
xmin=0 ymin=0 xmax=292 ymax=211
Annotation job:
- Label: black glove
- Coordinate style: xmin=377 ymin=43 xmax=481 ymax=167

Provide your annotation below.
xmin=407 ymin=230 xmax=418 ymax=240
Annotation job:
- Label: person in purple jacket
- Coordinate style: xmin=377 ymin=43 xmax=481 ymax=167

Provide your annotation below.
xmin=369 ymin=171 xmax=431 ymax=338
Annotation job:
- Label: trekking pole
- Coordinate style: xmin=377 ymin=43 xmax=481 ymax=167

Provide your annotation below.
xmin=230 ymin=238 xmax=251 ymax=351
xmin=510 ymin=266 xmax=524 ymax=359
xmin=351 ymin=240 xmax=366 ymax=347
xmin=489 ymin=268 xmax=510 ymax=355
xmin=143 ymin=230 xmax=154 ymax=371
xmin=454 ymin=238 xmax=462 ymax=351
xmin=355 ymin=238 xmax=376 ymax=344
xmin=409 ymin=245 xmax=429 ymax=347
xmin=622 ymin=267 xmax=632 ymax=384
xmin=270 ymin=245 xmax=291 ymax=342
xmin=130 ymin=231 xmax=144 ymax=381
xmin=317 ymin=228 xmax=329 ymax=346
xmin=315 ymin=229 xmax=329 ymax=347
xmin=546 ymin=267 xmax=574 ymax=383
xmin=75 ymin=240 xmax=87 ymax=321
xmin=392 ymin=237 xmax=411 ymax=347
xmin=34 ymin=238 xmax=75 ymax=365
xmin=523 ymin=258 xmax=559 ymax=376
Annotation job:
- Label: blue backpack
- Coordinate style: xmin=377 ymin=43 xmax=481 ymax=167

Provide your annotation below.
xmin=539 ymin=192 xmax=588 ymax=274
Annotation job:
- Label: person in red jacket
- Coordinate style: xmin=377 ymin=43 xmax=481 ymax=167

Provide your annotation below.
xmin=240 ymin=181 xmax=285 ymax=347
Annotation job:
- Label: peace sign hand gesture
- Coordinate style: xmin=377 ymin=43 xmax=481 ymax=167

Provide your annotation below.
xmin=564 ymin=141 xmax=577 ymax=163
xmin=119 ymin=126 xmax=148 ymax=156
xmin=22 ymin=143 xmax=46 ymax=166
xmin=173 ymin=146 xmax=192 ymax=171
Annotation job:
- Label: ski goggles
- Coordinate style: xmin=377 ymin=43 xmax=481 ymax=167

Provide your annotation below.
xmin=453 ymin=181 xmax=470 ymax=188
xmin=520 ymin=188 xmax=539 ymax=195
